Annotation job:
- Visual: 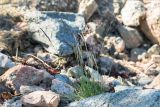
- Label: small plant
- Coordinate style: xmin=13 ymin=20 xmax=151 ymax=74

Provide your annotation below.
xmin=75 ymin=76 xmax=105 ymax=100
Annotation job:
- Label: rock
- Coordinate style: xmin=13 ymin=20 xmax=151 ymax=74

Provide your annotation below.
xmin=145 ymin=74 xmax=160 ymax=89
xmin=97 ymin=0 xmax=126 ymax=15
xmin=78 ymin=0 xmax=98 ymax=20
xmin=101 ymin=75 xmax=120 ymax=90
xmin=37 ymin=52 xmax=57 ymax=63
xmin=104 ymin=36 xmax=125 ymax=53
xmin=0 ymin=83 xmax=12 ymax=94
xmin=84 ymin=33 xmax=97 ymax=46
xmin=118 ymin=25 xmax=143 ymax=48
xmin=140 ymin=1 xmax=160 ymax=44
xmin=90 ymin=10 xmax=118 ymax=37
xmin=139 ymin=44 xmax=160 ymax=61
xmin=36 ymin=0 xmax=78 ymax=12
xmin=25 ymin=11 xmax=85 ymax=56
xmin=0 ymin=65 xmax=51 ymax=93
xmin=138 ymin=76 xmax=153 ymax=85
xmin=3 ymin=98 xmax=22 ymax=107
xmin=85 ymin=66 xmax=101 ymax=81
xmin=151 ymin=55 xmax=160 ymax=63
xmin=114 ymin=37 xmax=125 ymax=53
xmin=54 ymin=74 xmax=71 ymax=84
xmin=114 ymin=85 xmax=142 ymax=92
xmin=68 ymin=89 xmax=160 ymax=107
xmin=0 ymin=53 xmax=15 ymax=75
xmin=4 ymin=0 xmax=78 ymax=12
xmin=33 ymin=45 xmax=43 ymax=53
xmin=130 ymin=48 xmax=146 ymax=61
xmin=22 ymin=91 xmax=60 ymax=107
xmin=20 ymin=85 xmax=45 ymax=95
xmin=87 ymin=21 xmax=117 ymax=38
xmin=147 ymin=44 xmax=160 ymax=56
xmin=114 ymin=52 xmax=129 ymax=60
xmin=51 ymin=79 xmax=75 ymax=95
xmin=0 ymin=83 xmax=13 ymax=103
xmin=67 ymin=66 xmax=84 ymax=78
xmin=98 ymin=57 xmax=118 ymax=75
xmin=121 ymin=0 xmax=146 ymax=26
xmin=87 ymin=22 xmax=97 ymax=34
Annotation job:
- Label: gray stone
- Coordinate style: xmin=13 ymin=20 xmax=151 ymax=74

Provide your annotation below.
xmin=118 ymin=25 xmax=143 ymax=49
xmin=78 ymin=0 xmax=98 ymax=20
xmin=37 ymin=52 xmax=57 ymax=63
xmin=85 ymin=66 xmax=101 ymax=81
xmin=130 ymin=48 xmax=146 ymax=61
xmin=68 ymin=89 xmax=160 ymax=107
xmin=98 ymin=57 xmax=118 ymax=74
xmin=114 ymin=85 xmax=142 ymax=92
xmin=67 ymin=66 xmax=84 ymax=78
xmin=51 ymin=79 xmax=75 ymax=95
xmin=0 ymin=53 xmax=15 ymax=75
xmin=138 ymin=76 xmax=152 ymax=85
xmin=121 ymin=0 xmax=146 ymax=26
xmin=20 ymin=85 xmax=45 ymax=95
xmin=97 ymin=0 xmax=126 ymax=15
xmin=25 ymin=11 xmax=85 ymax=56
xmin=3 ymin=99 xmax=22 ymax=107
xmin=54 ymin=74 xmax=71 ymax=84
xmin=36 ymin=0 xmax=78 ymax=12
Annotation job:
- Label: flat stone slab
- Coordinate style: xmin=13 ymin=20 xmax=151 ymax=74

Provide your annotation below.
xmin=68 ymin=89 xmax=160 ymax=107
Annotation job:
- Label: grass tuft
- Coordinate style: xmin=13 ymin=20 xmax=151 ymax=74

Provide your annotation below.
xmin=75 ymin=76 xmax=105 ymax=100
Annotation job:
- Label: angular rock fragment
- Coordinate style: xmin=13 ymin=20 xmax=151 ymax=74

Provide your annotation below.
xmin=22 ymin=91 xmax=60 ymax=107
xmin=78 ymin=0 xmax=98 ymax=20
xmin=25 ymin=11 xmax=85 ymax=56
xmin=51 ymin=79 xmax=75 ymax=96
xmin=118 ymin=25 xmax=143 ymax=48
xmin=0 ymin=65 xmax=50 ymax=93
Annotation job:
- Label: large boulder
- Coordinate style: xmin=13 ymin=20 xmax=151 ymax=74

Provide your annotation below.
xmin=25 ymin=11 xmax=85 ymax=56
xmin=121 ymin=0 xmax=146 ymax=26
xmin=140 ymin=1 xmax=160 ymax=44
xmin=68 ymin=89 xmax=160 ymax=107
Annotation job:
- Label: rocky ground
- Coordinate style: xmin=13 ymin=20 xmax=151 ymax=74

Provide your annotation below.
xmin=0 ymin=0 xmax=160 ymax=107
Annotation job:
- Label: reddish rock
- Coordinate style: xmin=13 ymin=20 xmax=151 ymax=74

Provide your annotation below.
xmin=0 ymin=65 xmax=50 ymax=93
